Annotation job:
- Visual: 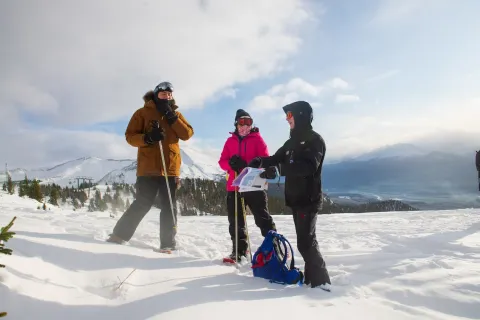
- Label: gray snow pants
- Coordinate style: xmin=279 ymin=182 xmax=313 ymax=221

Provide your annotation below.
xmin=112 ymin=176 xmax=177 ymax=249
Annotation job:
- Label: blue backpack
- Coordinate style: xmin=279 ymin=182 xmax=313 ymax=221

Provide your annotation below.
xmin=251 ymin=230 xmax=304 ymax=285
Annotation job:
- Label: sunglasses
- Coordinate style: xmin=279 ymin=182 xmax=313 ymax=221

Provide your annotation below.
xmin=286 ymin=111 xmax=293 ymax=119
xmin=154 ymin=81 xmax=174 ymax=92
xmin=237 ymin=117 xmax=253 ymax=126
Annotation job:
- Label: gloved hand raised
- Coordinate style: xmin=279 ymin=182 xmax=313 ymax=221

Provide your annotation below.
xmin=259 ymin=166 xmax=277 ymax=179
xmin=229 ymin=155 xmax=247 ymax=173
xmin=155 ymin=99 xmax=178 ymax=125
xmin=144 ymin=120 xmax=165 ymax=144
xmin=248 ymin=157 xmax=262 ymax=168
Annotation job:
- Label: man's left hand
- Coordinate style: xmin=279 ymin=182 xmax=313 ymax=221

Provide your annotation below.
xmin=259 ymin=166 xmax=277 ymax=179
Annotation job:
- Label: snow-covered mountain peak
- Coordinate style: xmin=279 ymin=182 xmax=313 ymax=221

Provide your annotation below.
xmin=2 ymin=145 xmax=225 ymax=186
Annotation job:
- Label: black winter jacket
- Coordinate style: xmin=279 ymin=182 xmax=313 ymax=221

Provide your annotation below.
xmin=476 ymin=151 xmax=480 ymax=172
xmin=260 ymin=129 xmax=326 ymax=209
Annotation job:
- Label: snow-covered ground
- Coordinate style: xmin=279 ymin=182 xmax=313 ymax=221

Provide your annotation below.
xmin=1 ymin=191 xmax=479 ymax=319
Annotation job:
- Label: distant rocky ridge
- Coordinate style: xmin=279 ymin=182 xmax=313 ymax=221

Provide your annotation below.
xmin=266 ymin=183 xmax=418 ymax=214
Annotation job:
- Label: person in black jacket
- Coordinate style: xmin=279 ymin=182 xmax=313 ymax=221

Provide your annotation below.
xmin=476 ymin=151 xmax=480 ymax=191
xmin=249 ymin=100 xmax=331 ymax=291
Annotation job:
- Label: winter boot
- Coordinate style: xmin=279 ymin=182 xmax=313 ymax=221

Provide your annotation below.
xmin=106 ymin=234 xmax=125 ymax=244
xmin=228 ymin=247 xmax=247 ymax=262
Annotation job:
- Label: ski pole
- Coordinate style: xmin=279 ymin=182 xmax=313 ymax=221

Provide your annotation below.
xmin=234 ymin=172 xmax=238 ymax=262
xmin=241 ymin=196 xmax=252 ymax=262
xmin=159 ymin=141 xmax=176 ymax=234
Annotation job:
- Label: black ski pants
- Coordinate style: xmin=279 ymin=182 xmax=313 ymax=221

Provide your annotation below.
xmin=227 ymin=190 xmax=276 ymax=254
xmin=478 ymin=171 xmax=480 ymax=192
xmin=292 ymin=205 xmax=331 ymax=287
xmin=112 ymin=175 xmax=177 ymax=249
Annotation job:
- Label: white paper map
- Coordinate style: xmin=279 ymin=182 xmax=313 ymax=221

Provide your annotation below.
xmin=231 ymin=167 xmax=268 ymax=192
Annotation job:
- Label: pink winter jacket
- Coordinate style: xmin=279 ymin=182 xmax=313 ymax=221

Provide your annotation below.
xmin=218 ymin=128 xmax=269 ymax=191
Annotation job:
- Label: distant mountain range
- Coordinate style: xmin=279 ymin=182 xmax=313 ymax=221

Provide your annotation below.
xmin=2 ymin=142 xmax=478 ymax=210
xmin=323 ymin=149 xmax=479 ymax=210
xmin=0 ymin=144 xmax=224 ymax=187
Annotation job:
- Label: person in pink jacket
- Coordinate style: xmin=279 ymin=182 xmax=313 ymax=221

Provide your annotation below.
xmin=218 ymin=109 xmax=277 ymax=261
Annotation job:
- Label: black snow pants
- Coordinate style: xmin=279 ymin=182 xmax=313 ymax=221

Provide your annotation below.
xmin=227 ymin=190 xmax=276 ymax=255
xmin=112 ymin=175 xmax=178 ymax=249
xmin=292 ymin=206 xmax=331 ymax=287
xmin=478 ymin=171 xmax=480 ymax=192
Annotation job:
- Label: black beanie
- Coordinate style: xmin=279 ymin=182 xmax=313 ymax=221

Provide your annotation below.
xmin=234 ymin=109 xmax=251 ymax=121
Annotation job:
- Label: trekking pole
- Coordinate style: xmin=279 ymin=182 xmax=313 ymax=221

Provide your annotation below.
xmin=234 ymin=172 xmax=238 ymax=262
xmin=241 ymin=196 xmax=252 ymax=262
xmin=159 ymin=141 xmax=177 ymax=241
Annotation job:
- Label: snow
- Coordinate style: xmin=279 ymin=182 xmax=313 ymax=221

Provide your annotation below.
xmin=1 ymin=191 xmax=480 ymax=319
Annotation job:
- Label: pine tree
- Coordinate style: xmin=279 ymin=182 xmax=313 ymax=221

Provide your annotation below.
xmin=0 ymin=216 xmax=15 ymax=267
xmin=2 ymin=182 xmax=6 ymax=191
xmin=18 ymin=183 xmax=26 ymax=197
xmin=88 ymin=198 xmax=96 ymax=212
xmin=0 ymin=216 xmax=15 ymax=318
xmin=31 ymin=179 xmax=43 ymax=202
xmin=49 ymin=187 xmax=59 ymax=206
xmin=18 ymin=174 xmax=29 ymax=197
xmin=72 ymin=198 xmax=80 ymax=210
xmin=6 ymin=175 xmax=13 ymax=195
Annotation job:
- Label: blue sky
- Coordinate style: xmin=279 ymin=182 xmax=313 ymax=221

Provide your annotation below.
xmin=1 ymin=0 xmax=479 ymax=167
xmin=155 ymin=0 xmax=480 ymax=160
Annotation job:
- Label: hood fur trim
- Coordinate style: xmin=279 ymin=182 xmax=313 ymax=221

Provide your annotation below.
xmin=143 ymin=90 xmax=155 ymax=102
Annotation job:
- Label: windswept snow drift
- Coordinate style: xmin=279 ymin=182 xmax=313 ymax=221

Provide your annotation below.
xmin=1 ymin=191 xmax=479 ymax=319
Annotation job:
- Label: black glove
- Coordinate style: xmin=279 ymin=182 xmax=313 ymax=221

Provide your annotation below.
xmin=229 ymin=155 xmax=247 ymax=173
xmin=144 ymin=120 xmax=165 ymax=144
xmin=155 ymin=99 xmax=178 ymax=125
xmin=248 ymin=157 xmax=262 ymax=168
xmin=259 ymin=166 xmax=277 ymax=179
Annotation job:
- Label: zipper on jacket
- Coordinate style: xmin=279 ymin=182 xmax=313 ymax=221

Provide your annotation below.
xmin=237 ymin=135 xmax=242 ymax=157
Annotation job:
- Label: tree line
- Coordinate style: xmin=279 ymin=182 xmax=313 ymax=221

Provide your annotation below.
xmin=3 ymin=175 xmax=417 ymax=215
xmin=3 ymin=175 xmax=133 ymax=212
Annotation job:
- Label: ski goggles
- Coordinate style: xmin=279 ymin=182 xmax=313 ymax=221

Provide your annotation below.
xmin=154 ymin=82 xmax=174 ymax=92
xmin=237 ymin=117 xmax=253 ymax=126
xmin=286 ymin=111 xmax=294 ymax=119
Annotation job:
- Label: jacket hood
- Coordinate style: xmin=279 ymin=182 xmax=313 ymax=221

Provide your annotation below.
xmin=143 ymin=90 xmax=178 ymax=111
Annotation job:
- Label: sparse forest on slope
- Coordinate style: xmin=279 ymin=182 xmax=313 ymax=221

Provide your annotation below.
xmin=5 ymin=174 xmax=417 ymax=216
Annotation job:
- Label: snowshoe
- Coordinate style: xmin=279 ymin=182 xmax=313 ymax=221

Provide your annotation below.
xmin=312 ymin=283 xmax=331 ymax=292
xmin=106 ymin=234 xmax=125 ymax=244
xmin=153 ymin=247 xmax=175 ymax=254
xmin=223 ymin=249 xmax=247 ymax=264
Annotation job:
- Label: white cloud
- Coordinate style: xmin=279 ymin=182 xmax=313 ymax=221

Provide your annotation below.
xmin=1 ymin=128 xmax=136 ymax=169
xmin=318 ymin=97 xmax=480 ymax=161
xmin=247 ymin=77 xmax=352 ymax=114
xmin=247 ymin=77 xmax=324 ymax=113
xmin=366 ymin=69 xmax=400 ymax=83
xmin=327 ymin=77 xmax=349 ymax=89
xmin=0 ymin=0 xmax=313 ymax=126
xmin=370 ymin=0 xmax=444 ymax=24
xmin=1 ymin=127 xmax=224 ymax=170
xmin=335 ymin=94 xmax=360 ymax=104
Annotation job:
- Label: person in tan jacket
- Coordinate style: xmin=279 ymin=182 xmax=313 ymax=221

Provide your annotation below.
xmin=107 ymin=81 xmax=194 ymax=250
